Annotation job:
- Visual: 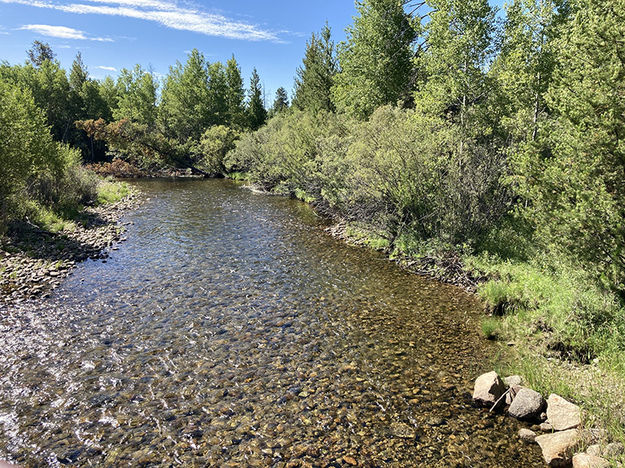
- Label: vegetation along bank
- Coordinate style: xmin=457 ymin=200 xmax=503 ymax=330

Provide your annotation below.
xmin=1 ymin=0 xmax=624 ymax=464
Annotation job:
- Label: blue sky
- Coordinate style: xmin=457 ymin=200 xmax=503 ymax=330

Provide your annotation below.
xmin=0 ymin=0 xmax=504 ymax=103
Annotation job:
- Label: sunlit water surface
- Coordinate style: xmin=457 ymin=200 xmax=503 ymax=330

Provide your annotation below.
xmin=0 ymin=180 xmax=542 ymax=467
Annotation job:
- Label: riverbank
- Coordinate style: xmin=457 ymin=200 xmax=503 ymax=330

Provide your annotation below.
xmin=0 ymin=183 xmax=141 ymax=304
xmin=322 ymin=215 xmax=625 ymax=465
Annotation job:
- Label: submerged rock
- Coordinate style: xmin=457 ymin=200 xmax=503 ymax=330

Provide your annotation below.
xmin=508 ymin=388 xmax=546 ymax=421
xmin=519 ymin=428 xmax=537 ymax=443
xmin=472 ymin=371 xmax=506 ymax=407
xmin=535 ymin=429 xmax=580 ymax=467
xmin=547 ymin=394 xmax=581 ymax=431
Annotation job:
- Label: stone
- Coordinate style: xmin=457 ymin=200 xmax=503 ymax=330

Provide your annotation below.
xmin=547 ymin=394 xmax=582 ymax=431
xmin=504 ymin=375 xmax=523 ymax=387
xmin=603 ymin=442 xmax=625 ymax=458
xmin=505 ymin=384 xmax=523 ymax=405
xmin=519 ymin=428 xmax=537 ymax=443
xmin=572 ymin=453 xmax=610 ymax=468
xmin=508 ymin=388 xmax=546 ymax=421
xmin=390 ymin=422 xmax=416 ymax=439
xmin=540 ymin=422 xmax=554 ymax=432
xmin=343 ymin=456 xmax=358 ymax=466
xmin=535 ymin=429 xmax=580 ymax=467
xmin=472 ymin=371 xmax=506 ymax=407
xmin=586 ymin=445 xmax=601 ymax=457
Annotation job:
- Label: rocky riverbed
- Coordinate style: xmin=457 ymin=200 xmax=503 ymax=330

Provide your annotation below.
xmin=0 ymin=193 xmax=141 ymax=304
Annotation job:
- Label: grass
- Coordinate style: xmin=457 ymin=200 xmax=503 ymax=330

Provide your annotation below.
xmin=344 ymin=223 xmax=391 ymax=250
xmin=226 ymin=171 xmax=250 ymax=181
xmin=96 ymin=179 xmax=131 ymax=205
xmin=481 ymin=316 xmax=501 ymax=340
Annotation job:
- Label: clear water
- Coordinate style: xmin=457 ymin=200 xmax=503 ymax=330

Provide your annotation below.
xmin=0 ymin=180 xmax=542 ymax=467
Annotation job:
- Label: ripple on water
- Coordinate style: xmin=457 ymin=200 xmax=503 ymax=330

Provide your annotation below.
xmin=0 ymin=180 xmax=542 ymax=466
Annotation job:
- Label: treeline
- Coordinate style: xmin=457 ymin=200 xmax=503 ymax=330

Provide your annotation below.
xmin=0 ymin=42 xmax=276 ymax=228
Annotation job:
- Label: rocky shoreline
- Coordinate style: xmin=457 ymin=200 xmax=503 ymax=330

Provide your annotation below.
xmin=0 ymin=192 xmax=142 ymax=305
xmin=472 ymin=371 xmax=623 ymax=467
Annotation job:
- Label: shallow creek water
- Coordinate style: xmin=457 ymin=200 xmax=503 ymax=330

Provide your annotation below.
xmin=0 ymin=180 xmax=542 ymax=467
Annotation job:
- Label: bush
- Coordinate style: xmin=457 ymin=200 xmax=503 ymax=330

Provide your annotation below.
xmin=194 ymin=125 xmax=239 ymax=175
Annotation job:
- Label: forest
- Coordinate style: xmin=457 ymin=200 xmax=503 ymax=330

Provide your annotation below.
xmin=1 ymin=0 xmax=624 ymax=441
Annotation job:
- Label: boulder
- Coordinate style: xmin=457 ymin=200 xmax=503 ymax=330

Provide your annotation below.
xmin=519 ymin=428 xmax=537 ymax=443
xmin=505 ymin=384 xmax=523 ymax=405
xmin=508 ymin=388 xmax=546 ymax=421
xmin=473 ymin=371 xmax=506 ymax=407
xmin=572 ymin=453 xmax=610 ymax=468
xmin=535 ymin=429 xmax=580 ymax=467
xmin=540 ymin=422 xmax=554 ymax=432
xmin=586 ymin=445 xmax=601 ymax=457
xmin=547 ymin=394 xmax=581 ymax=431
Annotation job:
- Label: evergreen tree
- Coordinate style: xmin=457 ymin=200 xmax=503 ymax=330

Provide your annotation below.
xmin=332 ymin=0 xmax=416 ymax=119
xmin=225 ymin=55 xmax=247 ymax=129
xmin=247 ymin=68 xmax=267 ymax=130
xmin=293 ymin=23 xmax=337 ymax=113
xmin=271 ymin=87 xmax=290 ymax=116
xmin=27 ymin=41 xmax=55 ymax=67
xmin=512 ymin=0 xmax=625 ymax=295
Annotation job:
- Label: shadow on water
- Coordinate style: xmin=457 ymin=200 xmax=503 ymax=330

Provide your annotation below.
xmin=0 ymin=179 xmax=543 ymax=467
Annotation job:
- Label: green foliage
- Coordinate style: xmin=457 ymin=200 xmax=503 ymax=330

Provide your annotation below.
xmin=225 ymin=56 xmax=247 ymax=129
xmin=293 ymin=23 xmax=337 ymax=113
xmin=96 ymin=180 xmax=131 ymax=205
xmin=511 ymin=0 xmax=625 ymax=296
xmin=194 ymin=126 xmax=240 ymax=175
xmin=271 ymin=87 xmax=290 ymax=117
xmin=114 ymin=65 xmax=158 ymax=127
xmin=332 ymin=0 xmax=416 ymax=119
xmin=481 ymin=317 xmax=501 ymax=340
xmin=247 ymin=68 xmax=267 ymax=130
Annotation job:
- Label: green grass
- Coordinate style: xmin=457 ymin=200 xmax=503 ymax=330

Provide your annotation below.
xmin=226 ymin=171 xmax=250 ymax=181
xmin=28 ymin=202 xmax=76 ymax=233
xmin=344 ymin=224 xmax=391 ymax=250
xmin=481 ymin=316 xmax=501 ymax=340
xmin=96 ymin=180 xmax=131 ymax=205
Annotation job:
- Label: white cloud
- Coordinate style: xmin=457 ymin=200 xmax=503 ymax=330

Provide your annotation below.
xmin=2 ymin=0 xmax=281 ymax=42
xmin=96 ymin=65 xmax=117 ymax=71
xmin=19 ymin=24 xmax=113 ymax=41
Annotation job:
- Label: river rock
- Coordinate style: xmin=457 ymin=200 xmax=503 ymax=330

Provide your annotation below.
xmin=540 ymin=422 xmax=554 ymax=432
xmin=535 ymin=429 xmax=580 ymax=467
xmin=472 ymin=371 xmax=506 ymax=407
xmin=505 ymin=384 xmax=523 ymax=405
xmin=508 ymin=388 xmax=546 ymax=421
xmin=586 ymin=445 xmax=601 ymax=457
xmin=603 ymin=442 xmax=624 ymax=457
xmin=547 ymin=394 xmax=581 ymax=431
xmin=504 ymin=375 xmax=523 ymax=387
xmin=519 ymin=428 xmax=537 ymax=443
xmin=572 ymin=453 xmax=610 ymax=468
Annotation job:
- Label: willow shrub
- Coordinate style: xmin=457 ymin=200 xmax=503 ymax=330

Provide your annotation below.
xmin=225 ymin=105 xmax=510 ymax=250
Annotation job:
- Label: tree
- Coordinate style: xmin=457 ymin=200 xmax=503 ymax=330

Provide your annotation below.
xmin=27 ymin=41 xmax=55 ymax=67
xmin=332 ymin=0 xmax=416 ymax=119
xmin=511 ymin=0 xmax=625 ymax=295
xmin=225 ymin=55 xmax=247 ymax=129
xmin=247 ymin=68 xmax=267 ymax=130
xmin=492 ymin=0 xmax=568 ymax=145
xmin=115 ymin=65 xmax=158 ymax=128
xmin=271 ymin=87 xmax=290 ymax=116
xmin=415 ymin=0 xmax=496 ymax=134
xmin=159 ymin=49 xmax=211 ymax=141
xmin=207 ymin=62 xmax=228 ymax=127
xmin=293 ymin=23 xmax=337 ymax=113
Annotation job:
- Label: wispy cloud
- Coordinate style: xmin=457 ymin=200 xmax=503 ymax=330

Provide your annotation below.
xmin=2 ymin=0 xmax=282 ymax=42
xmin=19 ymin=24 xmax=113 ymax=41
xmin=96 ymin=65 xmax=117 ymax=71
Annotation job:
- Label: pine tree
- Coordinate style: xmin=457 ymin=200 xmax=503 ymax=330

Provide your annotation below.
xmin=247 ymin=68 xmax=267 ymax=130
xmin=332 ymin=0 xmax=416 ymax=119
xmin=27 ymin=41 xmax=55 ymax=67
xmin=293 ymin=23 xmax=337 ymax=113
xmin=225 ymin=55 xmax=246 ymax=129
xmin=271 ymin=87 xmax=290 ymax=116
xmin=207 ymin=62 xmax=228 ymax=127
